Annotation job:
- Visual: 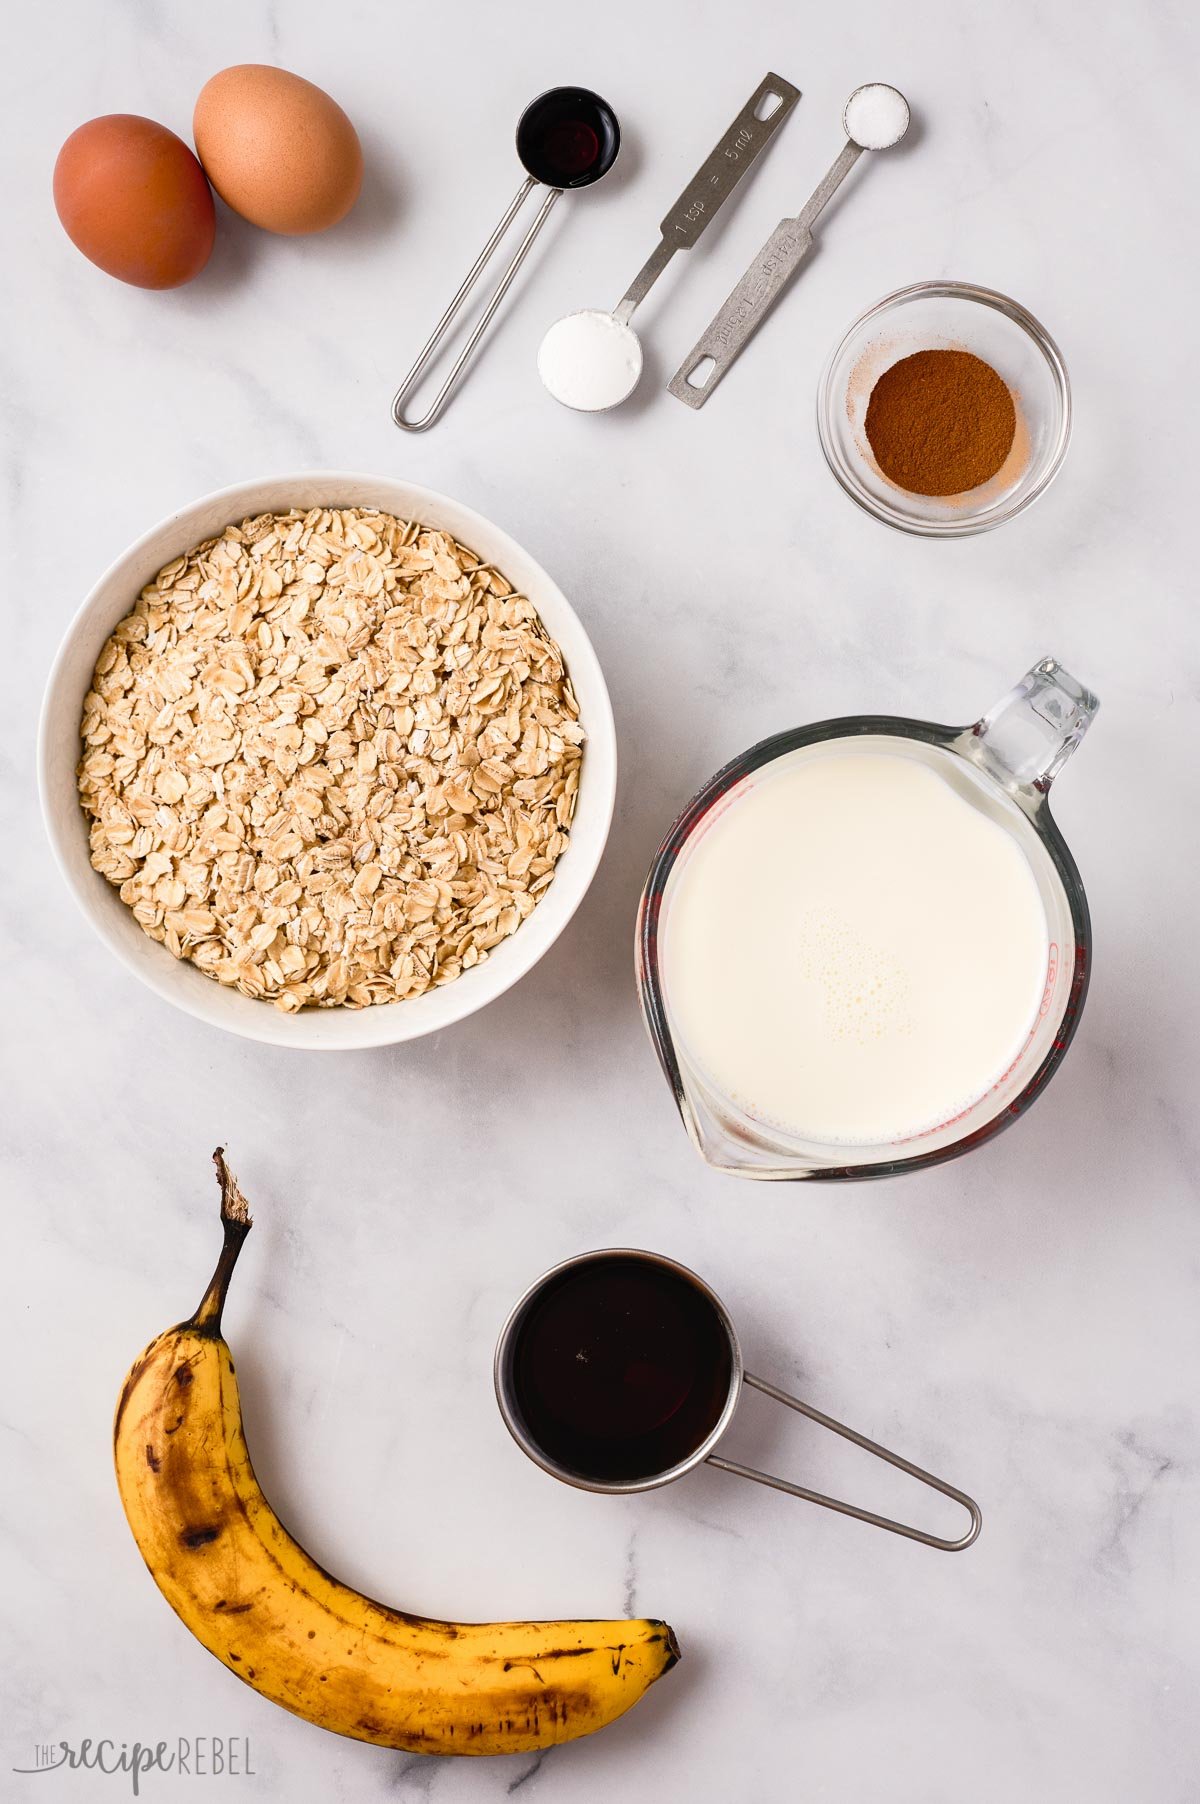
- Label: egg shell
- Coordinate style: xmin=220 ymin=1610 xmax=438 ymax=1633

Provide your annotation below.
xmin=193 ymin=65 xmax=363 ymax=236
xmin=53 ymin=115 xmax=216 ymax=289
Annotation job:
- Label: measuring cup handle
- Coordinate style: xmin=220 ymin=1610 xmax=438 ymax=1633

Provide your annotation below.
xmin=704 ymin=1371 xmax=981 ymax=1552
xmin=391 ymin=178 xmax=559 ymax=432
xmin=963 ymin=657 xmax=1100 ymax=798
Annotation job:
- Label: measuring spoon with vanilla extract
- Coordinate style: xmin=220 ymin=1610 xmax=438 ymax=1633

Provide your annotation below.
xmin=392 ymin=87 xmax=621 ymax=431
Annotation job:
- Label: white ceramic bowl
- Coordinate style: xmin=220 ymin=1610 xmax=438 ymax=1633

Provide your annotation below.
xmin=39 ymin=472 xmax=617 ymax=1049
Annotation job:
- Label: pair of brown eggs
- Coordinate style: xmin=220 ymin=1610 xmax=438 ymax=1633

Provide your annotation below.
xmin=53 ymin=65 xmax=363 ymax=289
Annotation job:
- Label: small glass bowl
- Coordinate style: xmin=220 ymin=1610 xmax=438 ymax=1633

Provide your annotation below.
xmin=817 ymin=281 xmax=1071 ymax=537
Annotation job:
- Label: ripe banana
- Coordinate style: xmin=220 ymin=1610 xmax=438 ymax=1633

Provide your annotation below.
xmin=114 ymin=1151 xmax=678 ymax=1756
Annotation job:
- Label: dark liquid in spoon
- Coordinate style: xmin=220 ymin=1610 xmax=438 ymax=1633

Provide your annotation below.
xmin=509 ymin=1256 xmax=733 ymax=1482
xmin=540 ymin=119 xmax=599 ymax=179
xmin=516 ymin=89 xmax=619 ymax=188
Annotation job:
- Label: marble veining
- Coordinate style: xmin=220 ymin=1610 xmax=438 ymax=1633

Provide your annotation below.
xmin=3 ymin=0 xmax=1199 ymax=1798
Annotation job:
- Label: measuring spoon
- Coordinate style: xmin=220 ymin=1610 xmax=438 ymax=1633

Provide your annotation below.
xmin=392 ymin=87 xmax=621 ymax=432
xmin=668 ymin=83 xmax=911 ymax=409
xmin=537 ymin=73 xmax=800 ymax=413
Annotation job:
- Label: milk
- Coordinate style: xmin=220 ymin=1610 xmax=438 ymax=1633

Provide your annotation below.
xmin=662 ymin=742 xmax=1050 ymax=1145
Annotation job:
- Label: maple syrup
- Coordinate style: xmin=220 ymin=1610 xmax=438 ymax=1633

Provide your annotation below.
xmin=516 ymin=89 xmax=620 ymax=188
xmin=508 ymin=1254 xmax=733 ymax=1483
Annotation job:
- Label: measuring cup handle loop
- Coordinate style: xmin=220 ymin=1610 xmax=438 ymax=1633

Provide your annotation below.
xmin=704 ymin=1371 xmax=982 ymax=1552
xmin=964 ymin=656 xmax=1100 ymax=799
xmin=391 ymin=178 xmax=560 ymax=432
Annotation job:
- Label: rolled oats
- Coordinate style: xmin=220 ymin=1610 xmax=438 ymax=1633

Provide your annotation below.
xmin=77 ymin=508 xmax=584 ymax=1012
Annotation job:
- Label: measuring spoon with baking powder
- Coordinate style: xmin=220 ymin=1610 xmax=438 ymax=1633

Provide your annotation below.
xmin=537 ymin=72 xmax=799 ymax=413
xmin=668 ymin=83 xmax=911 ymax=409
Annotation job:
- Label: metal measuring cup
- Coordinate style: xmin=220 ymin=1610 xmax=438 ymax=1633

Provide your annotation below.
xmin=391 ymin=86 xmax=621 ymax=431
xmin=495 ymin=1249 xmax=981 ymax=1551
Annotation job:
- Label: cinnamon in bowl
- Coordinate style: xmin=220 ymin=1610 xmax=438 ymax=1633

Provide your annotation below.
xmin=864 ymin=349 xmax=1017 ymax=497
xmin=816 ymin=282 xmax=1071 ymax=538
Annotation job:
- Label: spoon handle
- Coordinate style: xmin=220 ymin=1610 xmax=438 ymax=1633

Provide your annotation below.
xmin=668 ymin=140 xmax=863 ymax=409
xmin=614 ymin=71 xmax=799 ymax=326
xmin=615 ymin=238 xmax=675 ymax=326
xmin=393 ymin=180 xmax=561 ymax=431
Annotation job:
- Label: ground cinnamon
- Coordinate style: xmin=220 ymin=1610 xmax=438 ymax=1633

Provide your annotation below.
xmin=864 ymin=349 xmax=1016 ymax=496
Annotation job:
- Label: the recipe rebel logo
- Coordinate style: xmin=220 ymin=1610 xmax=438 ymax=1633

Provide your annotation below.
xmin=12 ymin=1737 xmax=256 ymax=1794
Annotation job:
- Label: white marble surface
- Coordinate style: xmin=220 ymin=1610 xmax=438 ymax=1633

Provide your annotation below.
xmin=4 ymin=0 xmax=1200 ymax=1798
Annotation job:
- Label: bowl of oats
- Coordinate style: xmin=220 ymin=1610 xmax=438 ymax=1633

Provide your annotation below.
xmin=39 ymin=473 xmax=616 ymax=1048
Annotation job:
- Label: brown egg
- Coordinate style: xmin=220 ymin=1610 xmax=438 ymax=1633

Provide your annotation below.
xmin=53 ymin=115 xmax=216 ymax=289
xmin=193 ymin=66 xmax=363 ymax=236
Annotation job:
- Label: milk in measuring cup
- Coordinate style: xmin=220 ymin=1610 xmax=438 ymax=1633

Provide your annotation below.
xmin=662 ymin=743 xmax=1049 ymax=1145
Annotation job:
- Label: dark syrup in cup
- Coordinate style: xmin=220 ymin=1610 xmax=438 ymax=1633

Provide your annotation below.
xmin=509 ymin=1255 xmax=733 ymax=1482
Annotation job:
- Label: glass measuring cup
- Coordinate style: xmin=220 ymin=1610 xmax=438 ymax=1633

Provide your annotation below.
xmin=636 ymin=658 xmax=1098 ymax=1180
xmin=495 ymin=1248 xmax=981 ymax=1550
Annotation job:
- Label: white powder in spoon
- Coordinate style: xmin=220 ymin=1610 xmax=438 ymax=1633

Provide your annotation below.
xmin=538 ymin=309 xmax=644 ymax=411
xmin=843 ymin=83 xmax=911 ymax=151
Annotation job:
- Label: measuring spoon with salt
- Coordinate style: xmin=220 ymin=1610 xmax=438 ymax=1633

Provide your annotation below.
xmin=668 ymin=83 xmax=911 ymax=409
xmin=537 ymin=72 xmax=799 ymax=413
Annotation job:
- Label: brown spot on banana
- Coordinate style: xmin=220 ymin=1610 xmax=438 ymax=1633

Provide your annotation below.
xmin=181 ymin=1526 xmax=221 ymax=1549
xmin=113 ymin=1343 xmax=168 ymax=1447
xmin=503 ymin=1662 xmax=547 ymax=1683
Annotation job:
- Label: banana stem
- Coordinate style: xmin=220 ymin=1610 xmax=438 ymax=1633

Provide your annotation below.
xmin=190 ymin=1148 xmax=253 ymax=1335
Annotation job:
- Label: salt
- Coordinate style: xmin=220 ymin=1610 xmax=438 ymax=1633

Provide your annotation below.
xmin=538 ymin=309 xmax=643 ymax=412
xmin=843 ymin=83 xmax=910 ymax=151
